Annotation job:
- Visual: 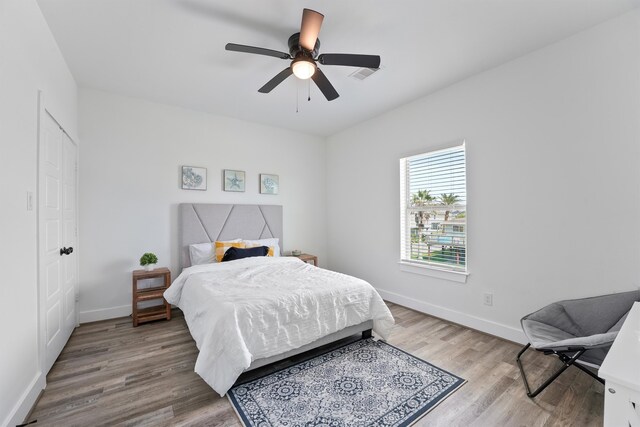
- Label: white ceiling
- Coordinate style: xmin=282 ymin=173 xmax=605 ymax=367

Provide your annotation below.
xmin=38 ymin=0 xmax=639 ymax=136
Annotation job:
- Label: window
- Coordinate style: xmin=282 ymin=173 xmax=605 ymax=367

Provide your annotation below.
xmin=400 ymin=144 xmax=467 ymax=273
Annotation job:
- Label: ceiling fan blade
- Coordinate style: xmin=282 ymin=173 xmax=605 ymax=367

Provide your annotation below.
xmin=258 ymin=67 xmax=294 ymax=93
xmin=311 ymin=68 xmax=339 ymax=101
xmin=225 ymin=43 xmax=290 ymax=60
xmin=318 ymin=53 xmax=381 ymax=69
xmin=299 ymin=9 xmax=324 ymax=51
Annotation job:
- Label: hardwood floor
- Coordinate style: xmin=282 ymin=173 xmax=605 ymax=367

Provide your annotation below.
xmin=28 ymin=303 xmax=604 ymax=426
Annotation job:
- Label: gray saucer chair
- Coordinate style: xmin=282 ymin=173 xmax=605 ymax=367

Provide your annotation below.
xmin=516 ymin=289 xmax=640 ymax=398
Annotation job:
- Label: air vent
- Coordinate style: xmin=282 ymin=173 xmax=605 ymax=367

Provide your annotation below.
xmin=350 ymin=67 xmax=379 ymax=81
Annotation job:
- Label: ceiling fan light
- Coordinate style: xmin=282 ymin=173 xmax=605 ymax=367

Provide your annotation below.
xmin=292 ymin=58 xmax=316 ymax=80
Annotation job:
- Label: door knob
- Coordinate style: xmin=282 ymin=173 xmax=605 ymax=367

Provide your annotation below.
xmin=60 ymin=247 xmax=74 ymax=256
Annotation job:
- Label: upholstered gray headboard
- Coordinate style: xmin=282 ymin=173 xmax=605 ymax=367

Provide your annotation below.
xmin=180 ymin=203 xmax=283 ymax=269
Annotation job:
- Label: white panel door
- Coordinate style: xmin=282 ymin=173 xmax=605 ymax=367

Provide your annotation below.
xmin=62 ymin=133 xmax=77 ymax=333
xmin=39 ymin=111 xmax=77 ymax=374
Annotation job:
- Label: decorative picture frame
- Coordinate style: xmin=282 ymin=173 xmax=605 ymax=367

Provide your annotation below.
xmin=224 ymin=169 xmax=246 ymax=192
xmin=260 ymin=174 xmax=279 ymax=195
xmin=182 ymin=166 xmax=207 ymax=190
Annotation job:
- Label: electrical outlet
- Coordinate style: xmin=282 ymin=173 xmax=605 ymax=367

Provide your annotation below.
xmin=483 ymin=293 xmax=493 ymax=306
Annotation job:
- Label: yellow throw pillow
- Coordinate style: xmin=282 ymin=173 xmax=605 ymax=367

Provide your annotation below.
xmin=215 ymin=241 xmax=246 ymax=262
xmin=246 ymin=244 xmax=274 ymax=257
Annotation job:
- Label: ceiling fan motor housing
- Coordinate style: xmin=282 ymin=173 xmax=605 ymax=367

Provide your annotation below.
xmin=288 ymin=32 xmax=320 ymax=59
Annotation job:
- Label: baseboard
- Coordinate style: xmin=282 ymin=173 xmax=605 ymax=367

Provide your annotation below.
xmin=376 ymin=288 xmax=527 ymax=344
xmin=3 ymin=371 xmax=45 ymax=427
xmin=78 ymin=304 xmax=130 ymax=324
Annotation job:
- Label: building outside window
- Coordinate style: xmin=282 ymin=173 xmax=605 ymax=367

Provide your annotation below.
xmin=400 ymin=144 xmax=467 ymax=272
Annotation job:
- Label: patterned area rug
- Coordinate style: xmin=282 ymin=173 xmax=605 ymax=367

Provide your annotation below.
xmin=228 ymin=338 xmax=465 ymax=426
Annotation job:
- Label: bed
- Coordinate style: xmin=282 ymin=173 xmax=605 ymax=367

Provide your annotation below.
xmin=165 ymin=203 xmax=394 ymax=396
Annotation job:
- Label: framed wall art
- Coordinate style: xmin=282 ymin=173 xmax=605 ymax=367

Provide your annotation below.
xmin=260 ymin=174 xmax=279 ymax=195
xmin=182 ymin=166 xmax=207 ymax=190
xmin=224 ymin=169 xmax=245 ymax=192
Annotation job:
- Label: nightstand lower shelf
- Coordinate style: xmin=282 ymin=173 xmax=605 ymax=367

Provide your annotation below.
xmin=136 ymin=305 xmax=170 ymax=324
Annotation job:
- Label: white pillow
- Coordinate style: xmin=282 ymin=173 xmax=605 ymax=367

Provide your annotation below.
xmin=243 ymin=238 xmax=281 ymax=257
xmin=189 ymin=242 xmax=215 ymax=265
xmin=189 ymin=239 xmax=242 ymax=265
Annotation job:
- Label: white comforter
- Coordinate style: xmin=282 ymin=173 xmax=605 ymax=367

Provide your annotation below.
xmin=164 ymin=256 xmax=394 ymax=396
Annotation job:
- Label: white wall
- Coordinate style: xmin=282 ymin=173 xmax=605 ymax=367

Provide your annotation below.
xmin=326 ymin=10 xmax=640 ymax=342
xmin=78 ymin=89 xmax=326 ymax=322
xmin=0 ymin=1 xmax=78 ymax=425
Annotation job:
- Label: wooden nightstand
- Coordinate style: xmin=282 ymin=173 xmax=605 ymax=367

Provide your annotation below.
xmin=292 ymin=253 xmax=318 ymax=266
xmin=132 ymin=267 xmax=171 ymax=327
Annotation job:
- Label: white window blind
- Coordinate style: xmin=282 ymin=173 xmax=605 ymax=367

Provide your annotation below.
xmin=400 ymin=144 xmax=467 ymax=272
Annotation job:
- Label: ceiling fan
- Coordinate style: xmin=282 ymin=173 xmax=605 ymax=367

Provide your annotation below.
xmin=225 ymin=9 xmax=381 ymax=101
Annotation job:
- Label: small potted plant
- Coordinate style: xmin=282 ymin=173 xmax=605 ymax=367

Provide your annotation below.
xmin=140 ymin=252 xmax=158 ymax=271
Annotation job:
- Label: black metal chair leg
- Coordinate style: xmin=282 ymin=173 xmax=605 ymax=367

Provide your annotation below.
xmin=516 ymin=343 xmax=587 ymax=398
xmin=569 ymin=359 xmax=605 ymax=384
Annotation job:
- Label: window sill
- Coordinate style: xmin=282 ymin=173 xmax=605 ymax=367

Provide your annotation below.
xmin=398 ymin=261 xmax=469 ymax=283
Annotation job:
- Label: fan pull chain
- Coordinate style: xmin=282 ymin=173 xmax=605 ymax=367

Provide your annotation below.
xmin=296 ymin=82 xmax=299 ymax=113
xmin=308 ymin=79 xmax=311 ymax=101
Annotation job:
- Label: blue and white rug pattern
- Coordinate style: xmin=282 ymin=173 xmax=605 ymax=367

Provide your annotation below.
xmin=228 ymin=339 xmax=465 ymax=427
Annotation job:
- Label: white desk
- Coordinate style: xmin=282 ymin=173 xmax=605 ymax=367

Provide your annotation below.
xmin=599 ymin=301 xmax=640 ymax=427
